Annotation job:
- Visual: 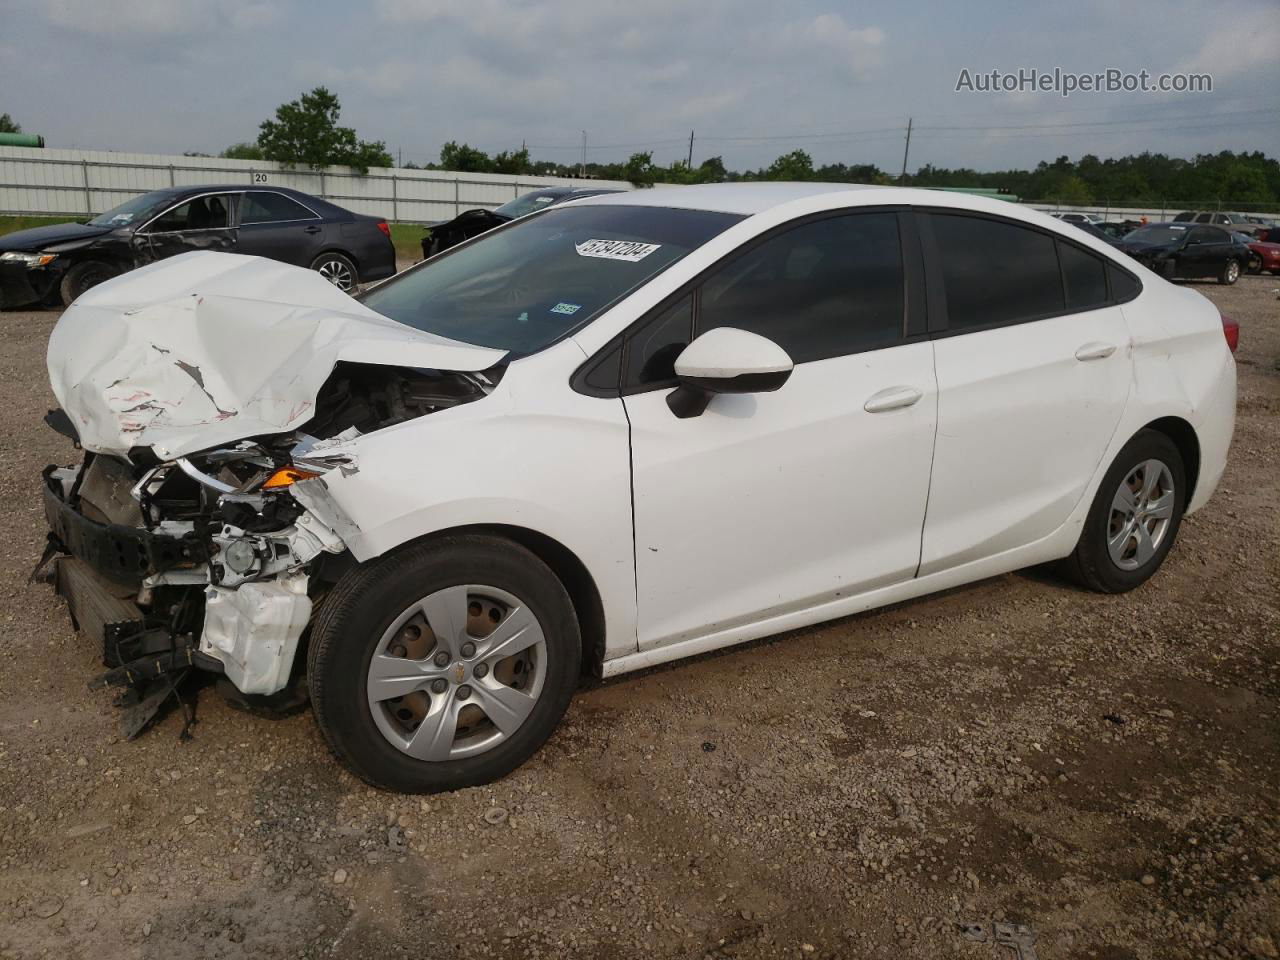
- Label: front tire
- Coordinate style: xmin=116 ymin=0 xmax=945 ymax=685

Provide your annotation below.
xmin=311 ymin=251 xmax=359 ymax=292
xmin=1218 ymin=258 xmax=1240 ymax=285
xmin=308 ymin=535 xmax=581 ymax=793
xmin=59 ymin=260 xmax=117 ymax=306
xmin=1062 ymin=429 xmax=1186 ymax=593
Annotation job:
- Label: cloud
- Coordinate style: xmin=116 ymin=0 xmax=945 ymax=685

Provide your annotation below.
xmin=1180 ymin=10 xmax=1280 ymax=80
xmin=35 ymin=0 xmax=280 ymax=36
xmin=782 ymin=13 xmax=885 ymax=69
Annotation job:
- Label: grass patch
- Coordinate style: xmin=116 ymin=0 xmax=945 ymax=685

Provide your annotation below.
xmin=0 ymin=214 xmax=80 ymax=236
xmin=389 ymin=221 xmax=426 ymax=262
xmin=0 ymin=214 xmax=427 ymax=263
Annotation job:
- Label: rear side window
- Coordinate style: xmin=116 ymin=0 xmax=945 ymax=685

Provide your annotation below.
xmin=1058 ymin=242 xmax=1108 ymax=311
xmin=930 ymin=213 xmax=1063 ymax=329
xmin=697 ymin=212 xmax=905 ymax=364
xmin=240 ymin=192 xmax=317 ymax=224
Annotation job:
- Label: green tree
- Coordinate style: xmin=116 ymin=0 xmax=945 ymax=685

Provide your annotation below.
xmin=764 ymin=149 xmax=814 ymax=181
xmin=1048 ymin=174 xmax=1094 ymax=206
xmin=221 ymin=141 xmax=264 ymax=161
xmin=623 ymin=151 xmax=658 ymax=187
xmin=0 ymin=113 xmax=21 ymax=134
xmin=492 ymin=147 xmax=532 ymax=175
xmin=257 ymin=87 xmax=392 ymax=173
xmin=439 ymin=141 xmax=493 ymax=173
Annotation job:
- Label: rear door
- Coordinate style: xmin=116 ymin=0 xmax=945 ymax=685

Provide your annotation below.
xmin=138 ymin=193 xmax=237 ymax=262
xmin=917 ymin=211 xmax=1133 ymax=575
xmin=235 ymin=191 xmax=326 ymax=267
xmin=622 ymin=210 xmax=938 ymax=649
xmin=1178 ymin=226 xmax=1227 ymax=278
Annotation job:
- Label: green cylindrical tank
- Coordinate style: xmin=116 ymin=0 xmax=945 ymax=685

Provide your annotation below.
xmin=0 ymin=133 xmax=45 ymax=148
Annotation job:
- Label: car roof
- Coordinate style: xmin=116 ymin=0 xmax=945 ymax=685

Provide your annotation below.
xmin=572 ymin=181 xmax=883 ymax=215
xmin=155 ymin=184 xmax=349 ymax=216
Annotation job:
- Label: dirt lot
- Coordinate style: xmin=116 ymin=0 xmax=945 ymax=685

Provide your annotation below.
xmin=0 ymin=276 xmax=1276 ymax=960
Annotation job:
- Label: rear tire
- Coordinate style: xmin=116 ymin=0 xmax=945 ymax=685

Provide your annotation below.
xmin=1218 ymin=258 xmax=1240 ymax=285
xmin=310 ymin=252 xmax=358 ymax=292
xmin=1061 ymin=429 xmax=1186 ymax=593
xmin=59 ymin=260 xmax=117 ymax=306
xmin=308 ymin=534 xmax=581 ymax=793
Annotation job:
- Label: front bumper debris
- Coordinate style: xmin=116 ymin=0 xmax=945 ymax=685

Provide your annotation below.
xmin=0 ymin=261 xmax=57 ymax=309
xmin=39 ymin=444 xmax=360 ymax=737
xmin=42 ymin=465 xmax=208 ymax=587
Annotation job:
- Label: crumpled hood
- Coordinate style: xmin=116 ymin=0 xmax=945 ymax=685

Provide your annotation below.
xmin=47 ymin=251 xmax=505 ymax=459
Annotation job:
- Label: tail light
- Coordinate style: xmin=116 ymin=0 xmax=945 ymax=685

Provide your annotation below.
xmin=376 ymin=220 xmax=391 ymax=238
xmin=1221 ymin=314 xmax=1239 ymax=353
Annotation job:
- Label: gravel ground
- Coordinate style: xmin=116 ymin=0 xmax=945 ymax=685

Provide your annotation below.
xmin=0 ymin=276 xmax=1276 ymax=960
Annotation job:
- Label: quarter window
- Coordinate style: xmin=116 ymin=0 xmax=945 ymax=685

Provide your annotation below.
xmin=625 ymin=295 xmax=692 ymax=388
xmin=240 ymin=192 xmax=317 ymax=224
xmin=696 ymin=212 xmax=905 ymax=364
xmin=930 ymin=213 xmax=1063 ymax=329
xmin=1108 ymin=265 xmax=1140 ymax=302
xmin=1058 ymin=242 xmax=1108 ymax=311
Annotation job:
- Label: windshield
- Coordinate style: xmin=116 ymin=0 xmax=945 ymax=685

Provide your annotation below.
xmin=1125 ymin=225 xmax=1187 ymax=245
xmin=87 ymin=191 xmax=175 ymax=228
xmin=492 ymin=190 xmax=567 ymax=220
xmin=362 ymin=204 xmax=743 ymax=355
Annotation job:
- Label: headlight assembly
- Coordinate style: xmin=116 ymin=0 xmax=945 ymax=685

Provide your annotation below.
xmin=0 ymin=251 xmax=57 ymax=268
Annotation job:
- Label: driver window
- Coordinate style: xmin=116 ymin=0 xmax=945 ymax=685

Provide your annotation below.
xmin=696 ymin=212 xmax=905 ymax=364
xmin=149 ymin=195 xmax=231 ymax=232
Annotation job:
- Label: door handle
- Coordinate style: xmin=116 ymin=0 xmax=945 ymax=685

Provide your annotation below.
xmin=864 ymin=385 xmax=922 ymax=413
xmin=1074 ymin=342 xmax=1117 ymax=361
xmin=304 ymin=225 xmax=322 ymax=234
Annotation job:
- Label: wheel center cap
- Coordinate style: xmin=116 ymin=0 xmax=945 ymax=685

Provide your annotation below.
xmin=452 ymin=663 xmax=466 ymax=684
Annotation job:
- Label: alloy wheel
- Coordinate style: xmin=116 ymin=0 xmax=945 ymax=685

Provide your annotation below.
xmin=316 ymin=258 xmax=355 ymax=291
xmin=366 ymin=585 xmax=548 ymax=760
xmin=1107 ymin=459 xmax=1176 ymax=571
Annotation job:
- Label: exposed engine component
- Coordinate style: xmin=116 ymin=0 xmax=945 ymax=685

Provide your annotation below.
xmin=39 ymin=360 xmax=495 ymax=736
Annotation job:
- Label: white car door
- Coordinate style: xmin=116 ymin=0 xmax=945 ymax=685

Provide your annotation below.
xmin=619 ymin=211 xmax=938 ymax=650
xmin=917 ymin=211 xmax=1134 ymax=575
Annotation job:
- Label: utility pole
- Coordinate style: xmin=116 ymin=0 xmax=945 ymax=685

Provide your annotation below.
xmin=397 ymin=146 xmax=402 ymax=168
xmin=580 ymin=130 xmax=587 ymax=178
xmin=687 ymin=130 xmax=694 ymax=168
xmin=899 ymin=117 xmax=912 ymax=183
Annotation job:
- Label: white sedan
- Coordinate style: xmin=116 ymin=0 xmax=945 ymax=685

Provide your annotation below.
xmin=42 ymin=183 xmax=1236 ymax=792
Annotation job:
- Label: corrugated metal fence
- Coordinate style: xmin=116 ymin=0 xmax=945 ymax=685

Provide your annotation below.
xmin=0 ymin=146 xmax=632 ymax=223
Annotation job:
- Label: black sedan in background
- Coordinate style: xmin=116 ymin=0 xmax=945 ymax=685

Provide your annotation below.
xmin=421 ymin=186 xmax=625 ymax=259
xmin=1116 ymin=222 xmax=1252 ymax=285
xmin=0 ymin=185 xmax=396 ymax=308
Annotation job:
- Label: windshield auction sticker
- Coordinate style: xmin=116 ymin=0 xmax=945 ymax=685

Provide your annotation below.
xmin=574 ymin=239 xmax=661 ymax=262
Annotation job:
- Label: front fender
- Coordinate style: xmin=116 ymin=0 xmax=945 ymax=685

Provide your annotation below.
xmin=318 ymin=377 xmax=638 ymax=661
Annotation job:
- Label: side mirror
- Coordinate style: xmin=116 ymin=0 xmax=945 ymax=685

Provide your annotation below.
xmin=666 ymin=327 xmax=793 ymax=419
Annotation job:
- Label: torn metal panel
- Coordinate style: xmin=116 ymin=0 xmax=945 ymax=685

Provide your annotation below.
xmin=47 ymin=251 xmax=505 ymax=460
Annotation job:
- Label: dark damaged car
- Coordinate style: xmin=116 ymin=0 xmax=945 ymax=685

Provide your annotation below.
xmin=0 ymin=185 xmax=396 ymax=307
xmin=420 ymin=186 xmax=624 ymax=259
xmin=1115 ymin=222 xmax=1251 ymax=285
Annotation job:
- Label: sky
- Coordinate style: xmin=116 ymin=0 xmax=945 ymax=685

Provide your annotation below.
xmin=2 ymin=0 xmax=1278 ymax=174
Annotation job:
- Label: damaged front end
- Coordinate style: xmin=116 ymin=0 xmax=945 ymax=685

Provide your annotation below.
xmin=39 ymin=252 xmax=505 ymax=737
xmin=40 ymin=360 xmax=493 ymax=738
